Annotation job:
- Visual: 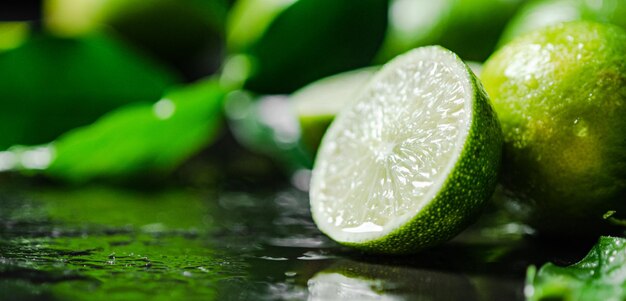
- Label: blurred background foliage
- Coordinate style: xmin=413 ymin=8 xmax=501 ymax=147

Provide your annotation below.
xmin=1 ymin=0 xmax=626 ymax=185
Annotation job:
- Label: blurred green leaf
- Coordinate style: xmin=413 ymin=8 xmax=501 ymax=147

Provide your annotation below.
xmin=526 ymin=236 xmax=626 ymax=301
xmin=225 ymin=0 xmax=388 ymax=94
xmin=45 ymin=0 xmax=229 ymax=78
xmin=0 ymin=33 xmax=178 ymax=150
xmin=378 ymin=0 xmax=525 ymax=62
xmin=438 ymin=0 xmax=526 ymax=61
xmin=6 ymin=79 xmax=228 ymax=183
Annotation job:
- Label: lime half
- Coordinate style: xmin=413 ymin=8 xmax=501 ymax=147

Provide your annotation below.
xmin=310 ymin=46 xmax=502 ymax=254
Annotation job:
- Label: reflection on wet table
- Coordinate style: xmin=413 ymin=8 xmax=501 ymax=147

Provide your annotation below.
xmin=0 ymin=181 xmax=593 ymax=301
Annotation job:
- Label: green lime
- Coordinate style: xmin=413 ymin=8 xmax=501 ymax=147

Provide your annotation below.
xmin=224 ymin=0 xmax=387 ymax=94
xmin=499 ymin=0 xmax=626 ymax=46
xmin=293 ymin=67 xmax=377 ymax=155
xmin=377 ymin=0 xmax=525 ymax=62
xmin=0 ymin=33 xmax=177 ymax=150
xmin=310 ymin=46 xmax=502 ymax=254
xmin=481 ymin=21 xmax=626 ymax=235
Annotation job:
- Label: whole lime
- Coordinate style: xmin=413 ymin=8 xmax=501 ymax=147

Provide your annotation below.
xmin=481 ymin=21 xmax=626 ymax=235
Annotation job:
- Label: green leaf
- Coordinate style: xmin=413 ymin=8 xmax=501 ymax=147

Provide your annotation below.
xmin=0 ymin=33 xmax=178 ymax=149
xmin=225 ymin=0 xmax=388 ymax=94
xmin=526 ymin=236 xmax=626 ymax=301
xmin=8 ymin=79 xmax=227 ymax=183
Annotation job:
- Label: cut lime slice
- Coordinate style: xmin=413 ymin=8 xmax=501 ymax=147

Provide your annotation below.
xmin=293 ymin=67 xmax=377 ymax=154
xmin=310 ymin=46 xmax=502 ymax=254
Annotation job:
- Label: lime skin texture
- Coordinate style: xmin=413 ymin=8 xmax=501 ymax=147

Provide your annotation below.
xmin=482 ymin=21 xmax=626 ymax=235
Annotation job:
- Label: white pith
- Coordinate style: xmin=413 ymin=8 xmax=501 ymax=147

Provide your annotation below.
xmin=309 ymin=46 xmax=473 ymax=244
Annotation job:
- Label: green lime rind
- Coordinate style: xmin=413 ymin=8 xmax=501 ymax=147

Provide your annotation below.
xmin=482 ymin=21 xmax=626 ymax=234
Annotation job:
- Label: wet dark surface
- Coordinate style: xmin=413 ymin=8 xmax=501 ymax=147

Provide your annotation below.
xmin=0 ymin=178 xmax=596 ymax=301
